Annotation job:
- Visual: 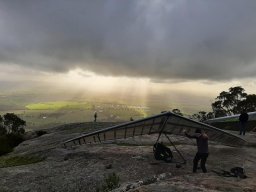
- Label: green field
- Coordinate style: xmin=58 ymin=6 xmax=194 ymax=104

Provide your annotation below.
xmin=26 ymin=101 xmax=93 ymax=110
xmin=0 ymin=99 xmax=209 ymax=131
xmin=1 ymin=100 xmax=152 ymax=131
xmin=0 ymin=92 xmax=210 ymax=131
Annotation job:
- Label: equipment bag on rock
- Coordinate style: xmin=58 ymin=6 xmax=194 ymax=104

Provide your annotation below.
xmin=153 ymin=142 xmax=173 ymax=163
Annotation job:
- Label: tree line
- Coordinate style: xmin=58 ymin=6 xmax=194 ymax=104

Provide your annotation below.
xmin=172 ymin=86 xmax=256 ymax=122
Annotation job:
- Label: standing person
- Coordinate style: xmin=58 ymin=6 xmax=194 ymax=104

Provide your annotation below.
xmin=94 ymin=111 xmax=97 ymax=122
xmin=184 ymin=129 xmax=209 ymax=173
xmin=239 ymin=111 xmax=249 ymax=135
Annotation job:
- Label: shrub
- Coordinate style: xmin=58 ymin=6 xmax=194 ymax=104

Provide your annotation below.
xmin=0 ymin=134 xmax=24 ymax=156
xmin=6 ymin=134 xmax=24 ymax=148
xmin=35 ymin=130 xmax=47 ymax=137
xmin=3 ymin=113 xmax=26 ymax=134
xmin=0 ymin=113 xmax=26 ymax=156
xmin=0 ymin=115 xmax=7 ymax=136
xmin=97 ymin=172 xmax=120 ymax=192
xmin=0 ymin=136 xmax=13 ymax=155
xmin=0 ymin=125 xmax=7 ymax=135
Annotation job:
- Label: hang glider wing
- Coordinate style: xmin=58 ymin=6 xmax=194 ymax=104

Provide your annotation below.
xmin=63 ymin=111 xmax=246 ymax=148
xmin=205 ymin=111 xmax=256 ymax=123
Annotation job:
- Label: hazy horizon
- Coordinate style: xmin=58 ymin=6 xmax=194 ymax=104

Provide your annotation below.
xmin=1 ymin=0 xmax=256 ymax=114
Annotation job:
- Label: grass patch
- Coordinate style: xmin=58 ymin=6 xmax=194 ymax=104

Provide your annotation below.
xmin=0 ymin=155 xmax=45 ymax=168
xmin=96 ymin=172 xmax=120 ymax=192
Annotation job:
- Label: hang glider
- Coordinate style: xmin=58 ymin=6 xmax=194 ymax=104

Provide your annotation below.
xmin=63 ymin=111 xmax=246 ymax=148
xmin=205 ymin=111 xmax=256 ymax=124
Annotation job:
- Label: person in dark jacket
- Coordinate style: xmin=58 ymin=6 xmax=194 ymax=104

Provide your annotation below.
xmin=94 ymin=111 xmax=97 ymax=122
xmin=239 ymin=112 xmax=249 ymax=135
xmin=185 ymin=128 xmax=209 ymax=173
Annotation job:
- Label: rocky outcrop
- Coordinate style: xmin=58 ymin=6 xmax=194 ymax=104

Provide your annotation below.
xmin=0 ymin=122 xmax=256 ymax=192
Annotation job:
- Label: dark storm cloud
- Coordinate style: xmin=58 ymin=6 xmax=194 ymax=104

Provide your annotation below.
xmin=1 ymin=0 xmax=256 ymax=80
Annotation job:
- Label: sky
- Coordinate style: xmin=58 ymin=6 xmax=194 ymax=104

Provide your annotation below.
xmin=1 ymin=0 xmax=256 ymax=112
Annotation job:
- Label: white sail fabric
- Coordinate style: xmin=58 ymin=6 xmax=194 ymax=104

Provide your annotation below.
xmin=63 ymin=111 xmax=246 ymax=147
xmin=205 ymin=111 xmax=256 ymax=123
